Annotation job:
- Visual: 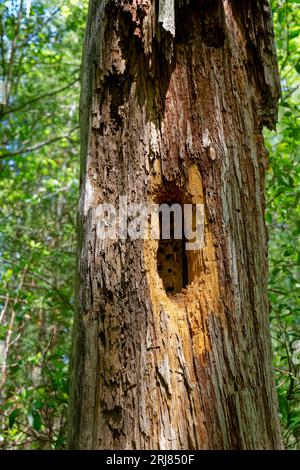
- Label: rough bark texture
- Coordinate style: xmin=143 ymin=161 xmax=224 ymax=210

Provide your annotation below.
xmin=68 ymin=0 xmax=283 ymax=449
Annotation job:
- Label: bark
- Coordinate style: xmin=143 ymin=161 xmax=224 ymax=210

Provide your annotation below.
xmin=68 ymin=0 xmax=283 ymax=449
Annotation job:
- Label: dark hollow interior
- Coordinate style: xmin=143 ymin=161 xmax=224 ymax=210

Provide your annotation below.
xmin=157 ymin=205 xmax=188 ymax=295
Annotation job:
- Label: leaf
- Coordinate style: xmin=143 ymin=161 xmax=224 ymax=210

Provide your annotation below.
xmin=28 ymin=410 xmax=42 ymax=431
xmin=9 ymin=409 xmax=20 ymax=429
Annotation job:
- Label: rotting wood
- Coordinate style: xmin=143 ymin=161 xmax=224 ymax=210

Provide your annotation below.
xmin=68 ymin=0 xmax=283 ymax=450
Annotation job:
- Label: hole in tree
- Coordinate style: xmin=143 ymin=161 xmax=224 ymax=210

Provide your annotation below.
xmin=156 ymin=200 xmax=188 ymax=295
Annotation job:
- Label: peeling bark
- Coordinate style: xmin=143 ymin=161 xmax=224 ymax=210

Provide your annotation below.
xmin=68 ymin=0 xmax=283 ymax=449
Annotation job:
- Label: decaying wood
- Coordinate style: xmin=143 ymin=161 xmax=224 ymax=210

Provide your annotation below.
xmin=68 ymin=0 xmax=283 ymax=449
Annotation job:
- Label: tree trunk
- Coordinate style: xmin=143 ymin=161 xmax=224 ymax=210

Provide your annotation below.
xmin=68 ymin=0 xmax=283 ymax=449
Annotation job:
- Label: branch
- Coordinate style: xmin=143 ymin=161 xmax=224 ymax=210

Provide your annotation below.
xmin=1 ymin=77 xmax=79 ymax=116
xmin=0 ymin=257 xmax=72 ymax=308
xmin=0 ymin=127 xmax=79 ymax=159
xmin=6 ymin=0 xmax=24 ymax=98
xmin=0 ymin=294 xmax=27 ymax=305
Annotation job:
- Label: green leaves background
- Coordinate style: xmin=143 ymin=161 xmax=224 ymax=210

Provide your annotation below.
xmin=266 ymin=0 xmax=300 ymax=449
xmin=0 ymin=0 xmax=86 ymax=449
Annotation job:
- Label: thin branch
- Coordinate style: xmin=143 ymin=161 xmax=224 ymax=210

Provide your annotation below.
xmin=269 ymin=288 xmax=290 ymax=296
xmin=0 ymin=294 xmax=9 ymax=324
xmin=0 ymin=412 xmax=53 ymax=444
xmin=0 ymin=257 xmax=72 ymax=308
xmin=42 ymin=329 xmax=68 ymax=404
xmin=6 ymin=0 xmax=24 ymax=99
xmin=274 ymin=367 xmax=297 ymax=379
xmin=0 ymin=127 xmax=79 ymax=159
xmin=1 ymin=77 xmax=79 ymax=116
xmin=16 ymin=1 xmax=69 ymax=53
xmin=277 ymin=377 xmax=290 ymax=388
xmin=0 ymin=295 xmax=27 ymax=305
xmin=0 ymin=16 xmax=6 ymax=78
xmin=0 ymin=258 xmax=29 ymax=391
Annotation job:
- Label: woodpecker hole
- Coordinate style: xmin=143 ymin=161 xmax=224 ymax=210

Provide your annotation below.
xmin=157 ymin=204 xmax=189 ymax=295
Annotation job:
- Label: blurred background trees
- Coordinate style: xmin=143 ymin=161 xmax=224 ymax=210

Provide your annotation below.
xmin=0 ymin=0 xmax=87 ymax=448
xmin=0 ymin=0 xmax=299 ymax=449
xmin=266 ymin=0 xmax=300 ymax=449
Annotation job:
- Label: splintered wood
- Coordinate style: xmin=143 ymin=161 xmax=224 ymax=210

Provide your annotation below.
xmin=69 ymin=0 xmax=283 ymax=450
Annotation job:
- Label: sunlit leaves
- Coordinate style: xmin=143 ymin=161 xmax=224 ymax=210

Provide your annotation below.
xmin=0 ymin=0 xmax=87 ymax=449
xmin=266 ymin=0 xmax=300 ymax=450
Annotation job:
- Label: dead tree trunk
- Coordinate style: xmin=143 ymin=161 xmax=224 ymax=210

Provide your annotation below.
xmin=68 ymin=0 xmax=283 ymax=449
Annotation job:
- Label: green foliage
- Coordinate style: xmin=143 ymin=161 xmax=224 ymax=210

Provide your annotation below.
xmin=266 ymin=0 xmax=300 ymax=450
xmin=0 ymin=0 xmax=87 ymax=449
xmin=0 ymin=0 xmax=299 ymax=450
